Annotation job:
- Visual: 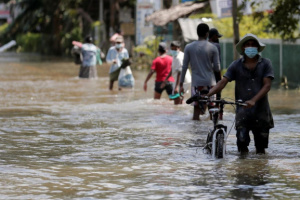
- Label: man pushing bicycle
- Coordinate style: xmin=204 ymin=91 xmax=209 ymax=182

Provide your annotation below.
xmin=206 ymin=33 xmax=274 ymax=155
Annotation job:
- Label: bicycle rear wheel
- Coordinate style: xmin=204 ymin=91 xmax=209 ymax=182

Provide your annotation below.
xmin=216 ymin=132 xmax=224 ymax=158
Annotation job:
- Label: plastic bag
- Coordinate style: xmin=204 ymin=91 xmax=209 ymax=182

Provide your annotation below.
xmin=118 ymin=66 xmax=135 ymax=88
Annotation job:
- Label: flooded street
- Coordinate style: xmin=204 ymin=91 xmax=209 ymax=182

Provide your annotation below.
xmin=0 ymin=53 xmax=299 ymax=199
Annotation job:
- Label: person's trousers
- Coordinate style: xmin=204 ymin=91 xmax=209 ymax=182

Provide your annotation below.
xmin=79 ymin=65 xmax=97 ymax=78
xmin=236 ymin=127 xmax=269 ymax=149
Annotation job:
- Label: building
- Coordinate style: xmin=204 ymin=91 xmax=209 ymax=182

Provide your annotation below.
xmin=0 ymin=3 xmax=11 ymax=25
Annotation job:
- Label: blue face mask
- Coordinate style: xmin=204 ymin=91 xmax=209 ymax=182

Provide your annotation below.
xmin=244 ymin=47 xmax=258 ymax=58
xmin=115 ymin=44 xmax=122 ymax=49
xmin=170 ymin=50 xmax=178 ymax=57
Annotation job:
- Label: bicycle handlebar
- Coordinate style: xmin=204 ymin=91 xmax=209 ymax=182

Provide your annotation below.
xmin=198 ymin=99 xmax=247 ymax=106
xmin=186 ymin=95 xmax=247 ymax=107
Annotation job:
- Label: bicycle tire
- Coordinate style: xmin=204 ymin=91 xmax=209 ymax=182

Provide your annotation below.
xmin=216 ymin=132 xmax=224 ymax=158
xmin=205 ymin=130 xmax=213 ymax=154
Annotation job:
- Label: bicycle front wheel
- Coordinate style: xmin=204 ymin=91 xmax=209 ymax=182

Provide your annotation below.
xmin=216 ymin=133 xmax=224 ymax=158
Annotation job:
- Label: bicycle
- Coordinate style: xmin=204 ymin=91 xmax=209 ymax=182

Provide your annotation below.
xmin=186 ymin=93 xmax=246 ymax=159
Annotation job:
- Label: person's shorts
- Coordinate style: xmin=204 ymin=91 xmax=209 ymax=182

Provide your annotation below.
xmin=155 ymin=81 xmax=173 ymax=95
xmin=190 ymin=86 xmax=213 ymax=106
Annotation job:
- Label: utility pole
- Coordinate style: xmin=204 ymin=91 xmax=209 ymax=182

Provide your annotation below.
xmin=109 ymin=0 xmax=116 ymax=37
xmin=232 ymin=0 xmax=240 ymax=60
xmin=98 ymin=0 xmax=106 ymax=49
xmin=99 ymin=0 xmax=103 ymax=22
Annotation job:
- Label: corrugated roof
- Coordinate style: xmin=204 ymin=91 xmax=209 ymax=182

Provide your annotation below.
xmin=145 ymin=2 xmax=207 ymax=26
xmin=178 ymin=18 xmax=214 ymax=42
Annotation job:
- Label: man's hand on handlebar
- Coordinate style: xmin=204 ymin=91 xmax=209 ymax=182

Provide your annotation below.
xmin=244 ymin=100 xmax=255 ymax=108
xmin=200 ymin=94 xmax=209 ymax=99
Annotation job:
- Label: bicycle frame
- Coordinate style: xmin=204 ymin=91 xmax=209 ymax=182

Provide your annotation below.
xmin=186 ymin=94 xmax=246 ymax=159
xmin=208 ymin=107 xmax=228 ymax=158
xmin=205 ymin=106 xmax=228 ymax=158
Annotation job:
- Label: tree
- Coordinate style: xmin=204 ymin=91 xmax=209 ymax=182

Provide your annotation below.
xmin=232 ymin=0 xmax=240 ymax=60
xmin=268 ymin=0 xmax=300 ymax=40
xmin=1 ymin=0 xmax=93 ymax=55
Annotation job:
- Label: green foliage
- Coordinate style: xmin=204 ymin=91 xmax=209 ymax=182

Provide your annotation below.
xmin=212 ymin=12 xmax=279 ymax=39
xmin=16 ymin=33 xmax=42 ymax=53
xmin=0 ymin=23 xmax=8 ymax=34
xmin=134 ymin=35 xmax=159 ymax=56
xmin=92 ymin=21 xmax=101 ymax=27
xmin=0 ymin=0 xmax=92 ymax=55
xmin=191 ymin=0 xmax=298 ymax=40
xmin=190 ymin=13 xmax=216 ymax=19
xmin=268 ymin=0 xmax=300 ymax=40
xmin=132 ymin=36 xmax=162 ymax=70
xmin=61 ymin=26 xmax=82 ymax=55
xmin=15 ymin=31 xmax=82 ymax=55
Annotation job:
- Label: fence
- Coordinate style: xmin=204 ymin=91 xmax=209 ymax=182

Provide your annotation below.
xmin=220 ymin=38 xmax=300 ymax=89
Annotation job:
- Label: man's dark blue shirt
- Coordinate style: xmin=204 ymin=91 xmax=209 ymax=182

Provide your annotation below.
xmin=224 ymin=56 xmax=274 ymax=129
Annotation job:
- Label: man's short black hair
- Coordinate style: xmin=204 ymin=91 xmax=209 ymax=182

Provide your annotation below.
xmin=158 ymin=42 xmax=167 ymax=53
xmin=85 ymin=35 xmax=93 ymax=43
xmin=197 ymin=23 xmax=209 ymax=38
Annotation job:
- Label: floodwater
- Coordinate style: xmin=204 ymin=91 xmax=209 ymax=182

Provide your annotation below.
xmin=0 ymin=52 xmax=299 ymax=200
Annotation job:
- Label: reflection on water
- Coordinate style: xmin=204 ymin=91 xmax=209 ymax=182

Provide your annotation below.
xmin=0 ymin=53 xmax=299 ymax=199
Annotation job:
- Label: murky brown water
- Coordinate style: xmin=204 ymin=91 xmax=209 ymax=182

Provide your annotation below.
xmin=0 ymin=53 xmax=299 ymax=199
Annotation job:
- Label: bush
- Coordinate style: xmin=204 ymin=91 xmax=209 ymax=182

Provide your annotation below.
xmin=132 ymin=35 xmax=162 ymax=70
xmin=0 ymin=23 xmax=8 ymax=35
xmin=16 ymin=29 xmax=82 ymax=55
xmin=16 ymin=33 xmax=42 ymax=53
xmin=61 ymin=27 xmax=82 ymax=55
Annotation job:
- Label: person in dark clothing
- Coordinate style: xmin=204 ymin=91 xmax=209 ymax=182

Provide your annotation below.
xmin=206 ymin=33 xmax=274 ymax=155
xmin=209 ymin=28 xmax=223 ymax=118
xmin=209 ymin=28 xmax=222 ymax=58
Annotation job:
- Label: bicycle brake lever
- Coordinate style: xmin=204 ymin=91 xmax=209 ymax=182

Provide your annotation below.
xmin=237 ymin=99 xmax=247 ymax=106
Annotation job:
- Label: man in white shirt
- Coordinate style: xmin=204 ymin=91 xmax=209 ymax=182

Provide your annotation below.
xmin=162 ymin=41 xmax=191 ymax=104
